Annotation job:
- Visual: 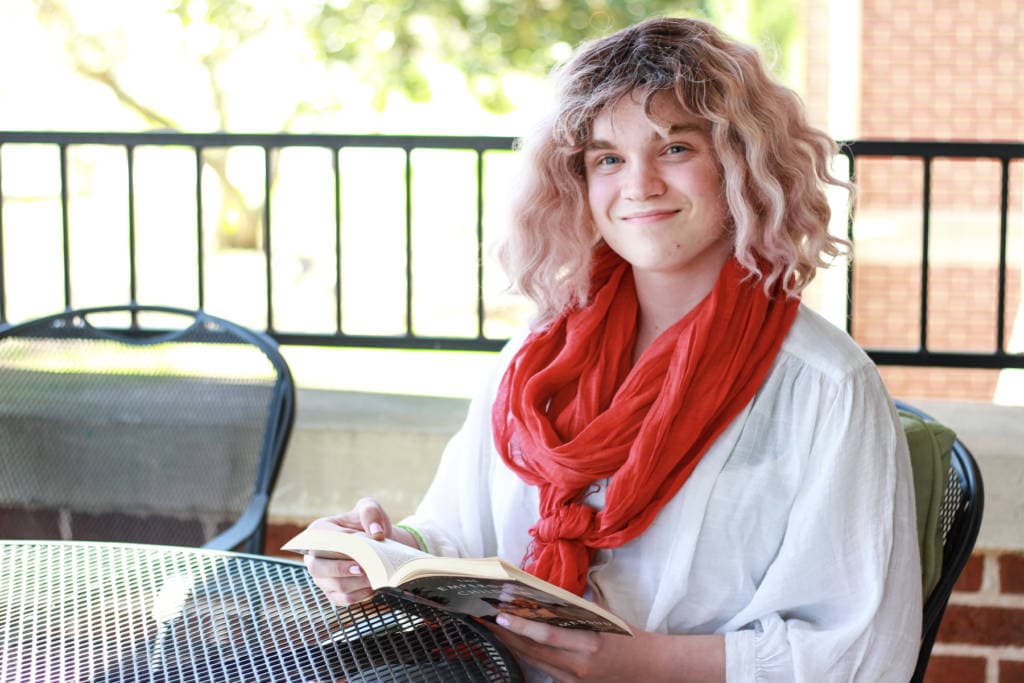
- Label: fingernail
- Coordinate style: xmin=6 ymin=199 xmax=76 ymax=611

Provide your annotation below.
xmin=495 ymin=615 xmax=510 ymax=627
xmin=369 ymin=522 xmax=384 ymax=537
xmin=349 ymin=564 xmax=362 ymax=575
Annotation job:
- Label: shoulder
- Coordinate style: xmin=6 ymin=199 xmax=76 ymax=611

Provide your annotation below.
xmin=750 ymin=306 xmax=904 ymax=480
xmin=775 ymin=304 xmax=877 ymax=385
xmin=754 ymin=304 xmax=893 ymax=427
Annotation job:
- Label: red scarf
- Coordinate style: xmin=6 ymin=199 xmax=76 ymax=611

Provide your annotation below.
xmin=491 ymin=246 xmax=800 ymax=595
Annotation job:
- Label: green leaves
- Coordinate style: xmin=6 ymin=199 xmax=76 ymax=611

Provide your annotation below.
xmin=36 ymin=0 xmax=799 ymax=118
xmin=307 ymin=0 xmax=713 ymax=111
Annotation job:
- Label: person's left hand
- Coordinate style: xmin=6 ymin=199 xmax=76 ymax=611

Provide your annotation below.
xmin=486 ymin=613 xmax=655 ymax=683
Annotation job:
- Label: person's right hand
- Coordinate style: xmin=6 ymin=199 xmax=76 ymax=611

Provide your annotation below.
xmin=303 ymin=497 xmax=418 ymax=606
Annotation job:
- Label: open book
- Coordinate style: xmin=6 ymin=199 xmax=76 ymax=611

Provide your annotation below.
xmin=282 ymin=527 xmax=633 ymax=636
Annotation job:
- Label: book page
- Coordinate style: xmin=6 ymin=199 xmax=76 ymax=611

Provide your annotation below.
xmin=361 ymin=536 xmax=434 ymax=578
xmin=281 ymin=528 xmax=432 ymax=587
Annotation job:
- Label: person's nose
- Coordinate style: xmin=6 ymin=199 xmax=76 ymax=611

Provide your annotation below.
xmin=622 ymin=160 xmax=666 ymax=201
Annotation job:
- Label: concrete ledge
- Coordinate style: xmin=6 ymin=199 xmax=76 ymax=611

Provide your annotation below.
xmin=915 ymin=400 xmax=1023 ymax=551
xmin=269 ymin=390 xmax=1023 ymax=552
xmin=269 ymin=389 xmax=467 ymax=523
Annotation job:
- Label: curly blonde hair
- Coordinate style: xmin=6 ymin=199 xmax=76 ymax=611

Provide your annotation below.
xmin=498 ymin=17 xmax=852 ymax=327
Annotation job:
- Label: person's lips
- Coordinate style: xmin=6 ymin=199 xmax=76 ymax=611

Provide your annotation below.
xmin=619 ymin=209 xmax=679 ymax=224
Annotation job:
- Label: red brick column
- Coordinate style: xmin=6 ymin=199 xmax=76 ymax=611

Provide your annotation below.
xmin=926 ymin=551 xmax=1024 ymax=682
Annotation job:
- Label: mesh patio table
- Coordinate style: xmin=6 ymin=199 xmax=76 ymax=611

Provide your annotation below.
xmin=0 ymin=540 xmax=522 ymax=682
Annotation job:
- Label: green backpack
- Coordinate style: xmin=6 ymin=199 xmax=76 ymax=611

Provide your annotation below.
xmin=898 ymin=409 xmax=956 ymax=598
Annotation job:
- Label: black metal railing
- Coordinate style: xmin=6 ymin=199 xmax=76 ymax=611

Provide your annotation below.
xmin=0 ymin=130 xmax=520 ymax=351
xmin=1 ymin=131 xmax=1023 ymax=368
xmin=840 ymin=140 xmax=1024 ymax=368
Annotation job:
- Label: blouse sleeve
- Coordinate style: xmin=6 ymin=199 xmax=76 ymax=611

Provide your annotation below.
xmin=723 ymin=364 xmax=922 ymax=682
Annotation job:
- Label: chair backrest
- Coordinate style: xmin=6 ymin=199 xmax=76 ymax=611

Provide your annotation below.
xmin=0 ymin=305 xmax=295 ymax=554
xmin=896 ymin=401 xmax=985 ymax=683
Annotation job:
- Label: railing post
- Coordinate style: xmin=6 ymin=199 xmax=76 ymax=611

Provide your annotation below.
xmin=333 ymin=147 xmax=343 ymax=335
xmin=59 ymin=143 xmax=72 ymax=311
xmin=195 ymin=146 xmax=206 ymax=311
xmin=996 ymin=158 xmax=1010 ymax=353
xmin=475 ymin=148 xmax=486 ymax=340
xmin=0 ymin=143 xmax=5 ymax=325
xmin=920 ymin=156 xmax=932 ymax=353
xmin=126 ymin=144 xmax=138 ymax=306
xmin=844 ymin=147 xmax=856 ymax=337
xmin=264 ymin=146 xmax=274 ymax=332
xmin=404 ymin=147 xmax=413 ymax=337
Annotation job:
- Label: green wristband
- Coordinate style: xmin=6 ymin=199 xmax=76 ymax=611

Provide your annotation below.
xmin=396 ymin=524 xmax=429 ymax=553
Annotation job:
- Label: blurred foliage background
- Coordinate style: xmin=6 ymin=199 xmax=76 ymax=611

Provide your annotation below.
xmin=5 ymin=0 xmax=800 ymax=251
xmin=25 ymin=0 xmax=801 ymax=130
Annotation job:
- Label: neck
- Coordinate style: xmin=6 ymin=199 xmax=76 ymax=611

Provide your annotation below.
xmin=631 ymin=246 xmax=733 ymax=363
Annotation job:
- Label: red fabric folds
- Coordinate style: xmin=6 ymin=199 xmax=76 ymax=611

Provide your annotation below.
xmin=491 ymin=246 xmax=800 ymax=595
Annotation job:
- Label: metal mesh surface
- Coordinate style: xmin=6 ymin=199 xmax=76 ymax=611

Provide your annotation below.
xmin=0 ymin=541 xmax=521 ymax=682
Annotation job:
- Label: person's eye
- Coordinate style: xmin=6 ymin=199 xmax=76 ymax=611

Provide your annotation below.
xmin=665 ymin=144 xmax=691 ymax=155
xmin=588 ymin=154 xmax=621 ymax=171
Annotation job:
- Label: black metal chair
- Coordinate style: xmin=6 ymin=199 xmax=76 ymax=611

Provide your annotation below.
xmin=896 ymin=401 xmax=984 ymax=683
xmin=0 ymin=304 xmax=295 ymax=554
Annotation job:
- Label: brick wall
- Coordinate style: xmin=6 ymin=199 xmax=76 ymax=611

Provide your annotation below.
xmin=0 ymin=504 xmax=232 ymax=547
xmin=852 ymin=262 xmax=1022 ymax=401
xmin=859 ymin=1 xmax=1024 ymax=141
xmin=266 ymin=520 xmax=305 ymax=559
xmin=801 ymin=0 xmax=831 ymax=132
xmin=859 ymin=0 xmax=1024 ymax=212
xmin=926 ymin=551 xmax=1024 ymax=682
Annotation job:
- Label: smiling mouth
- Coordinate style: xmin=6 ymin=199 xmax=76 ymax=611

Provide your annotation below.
xmin=620 ymin=209 xmax=679 ymax=223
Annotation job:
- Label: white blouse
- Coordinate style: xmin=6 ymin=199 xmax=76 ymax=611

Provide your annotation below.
xmin=401 ymin=305 xmax=922 ymax=682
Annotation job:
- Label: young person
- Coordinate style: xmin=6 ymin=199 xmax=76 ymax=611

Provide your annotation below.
xmin=304 ymin=17 xmax=922 ymax=681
